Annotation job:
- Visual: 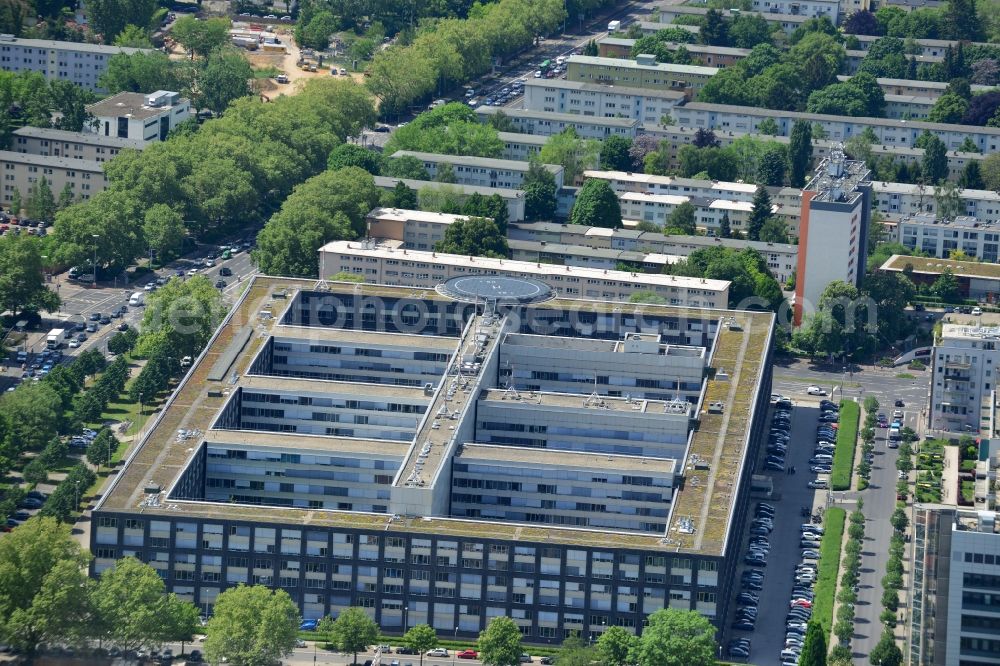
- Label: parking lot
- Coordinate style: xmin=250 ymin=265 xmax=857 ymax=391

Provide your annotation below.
xmin=726 ymin=397 xmax=833 ymax=665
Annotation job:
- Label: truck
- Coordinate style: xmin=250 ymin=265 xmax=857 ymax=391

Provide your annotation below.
xmin=608 ymin=20 xmax=621 ymax=32
xmin=46 ymin=329 xmax=65 ymax=349
xmin=129 ymin=291 xmax=145 ymax=307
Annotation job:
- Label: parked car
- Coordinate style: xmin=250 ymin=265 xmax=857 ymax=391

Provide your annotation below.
xmin=807 ymin=386 xmax=827 ymax=395
xmin=457 ymin=650 xmax=478 ymax=659
xmin=427 ymin=649 xmax=449 ymax=657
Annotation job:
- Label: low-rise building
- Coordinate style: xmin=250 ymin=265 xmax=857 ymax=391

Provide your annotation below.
xmin=895 ymin=214 xmax=1000 ymax=261
xmin=11 ymin=126 xmax=144 ymax=162
xmin=597 ymin=38 xmax=751 ymax=68
xmin=751 ymin=0 xmax=840 ymax=22
xmin=388 ymin=151 xmax=564 ymax=189
xmin=365 ymin=208 xmax=479 ymax=251
xmin=506 ymin=238 xmax=682 ymax=273
xmin=522 ymin=78 xmax=685 ymax=124
xmin=929 ymin=323 xmax=1000 ymax=432
xmin=0 ymin=34 xmax=150 ymax=91
xmin=86 ymin=91 xmax=191 ymax=144
xmin=644 ymin=8 xmax=811 ymax=35
xmin=475 ymin=106 xmax=639 ymax=139
xmin=319 ymin=240 xmax=731 ymax=307
xmin=508 ymin=221 xmax=798 ymax=284
xmin=673 ymin=101 xmax=1000 ymax=152
xmin=497 ymin=132 xmax=547 ymax=161
xmin=873 ymin=182 xmax=1000 ymax=225
xmin=834 ymin=75 xmax=994 ymax=100
xmin=371 ymin=176 xmax=526 ymax=222
xmin=566 ymin=55 xmax=717 ymax=96
xmin=0 ymin=150 xmax=107 ymax=206
xmin=879 ymin=254 xmax=1000 ymax=303
xmin=883 ymin=94 xmax=936 ymax=120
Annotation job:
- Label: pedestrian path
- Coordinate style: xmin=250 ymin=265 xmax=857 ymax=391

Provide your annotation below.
xmin=941 ymin=445 xmax=960 ymax=505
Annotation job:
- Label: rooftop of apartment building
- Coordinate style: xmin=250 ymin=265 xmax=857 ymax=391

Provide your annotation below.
xmin=0 ymin=150 xmax=104 ymax=172
xmin=372 ymin=175 xmax=525 ymax=199
xmin=0 ymin=33 xmax=148 ymax=54
xmin=506 ymin=238 xmax=682 ymax=265
xmin=568 ymin=54 xmax=718 ymax=76
xmin=85 ymin=91 xmax=187 ymax=120
xmin=95 ymin=275 xmax=774 ymax=556
xmin=583 ymin=170 xmax=759 ymax=194
xmin=367 ymin=207 xmax=472 ymax=226
xmin=456 ymin=442 xmax=678 ymax=475
xmin=898 ymin=213 xmax=987 ymax=229
xmin=804 ymin=153 xmax=871 ymax=203
xmin=834 ymin=74 xmax=994 ymax=94
xmin=475 ymin=105 xmax=641 ymax=128
xmin=523 ymin=77 xmax=688 ymax=100
xmin=12 ymin=126 xmax=146 ymax=150
xmin=873 ymin=181 xmax=1000 ymax=201
xmin=880 ymin=254 xmax=1000 ymax=281
xmin=389 ymin=150 xmax=563 ymax=174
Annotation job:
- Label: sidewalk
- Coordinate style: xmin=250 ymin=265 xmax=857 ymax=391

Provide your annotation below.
xmin=941 ymin=445 xmax=959 ymax=505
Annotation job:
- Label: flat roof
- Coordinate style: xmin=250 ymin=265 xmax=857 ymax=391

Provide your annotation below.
xmin=479 ymin=387 xmax=693 ymax=417
xmin=0 ymin=35 xmax=148 ymax=55
xmin=598 ymin=36 xmax=751 ymax=58
xmin=475 ymin=105 xmax=640 ymax=128
xmin=835 ymin=74 xmax=994 ymax=94
xmin=371 ymin=176 xmax=524 ymax=199
xmin=368 ymin=207 xmax=471 ymax=225
xmin=873 ymin=181 xmax=1000 ymax=201
xmin=390 ymin=150 xmax=563 ymax=175
xmin=497 ymin=131 xmax=548 ymax=146
xmin=897 ymin=214 xmax=987 ymax=229
xmin=204 ymin=429 xmax=410 ymax=458
xmin=567 ymin=54 xmax=718 ymax=76
xmin=86 ymin=92 xmax=188 ymax=120
xmin=680 ymin=101 xmax=1000 ymax=135
xmin=880 ymin=254 xmax=1000 ymax=281
xmin=319 ymin=240 xmax=731 ymax=292
xmin=240 ymin=374 xmax=431 ymax=401
xmin=456 ymin=442 xmax=678 ymax=475
xmin=584 ymin=170 xmax=759 ymax=194
xmin=523 ymin=77 xmax=686 ymax=100
xmin=0 ymin=150 xmax=104 ymax=172
xmin=271 ymin=325 xmax=461 ymax=350
xmin=96 ymin=276 xmax=773 ymax=554
xmin=12 ymin=126 xmax=145 ymax=150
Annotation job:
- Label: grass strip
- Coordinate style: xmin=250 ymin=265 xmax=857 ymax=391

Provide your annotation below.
xmin=812 ymin=507 xmax=846 ymax=639
xmin=831 ymin=401 xmax=860 ymax=491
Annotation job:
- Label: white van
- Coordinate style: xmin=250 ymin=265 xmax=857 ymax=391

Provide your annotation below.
xmin=888 ymin=426 xmax=901 ymax=441
xmin=129 ymin=291 xmax=145 ymax=307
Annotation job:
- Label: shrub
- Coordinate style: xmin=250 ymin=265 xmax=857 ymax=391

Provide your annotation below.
xmin=832 ymin=401 xmax=860 ymax=490
xmin=813 ymin=508 xmax=846 ymax=640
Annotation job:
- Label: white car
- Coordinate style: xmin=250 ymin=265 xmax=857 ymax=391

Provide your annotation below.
xmin=808 ymin=479 xmax=829 ymax=489
xmin=68 ymin=339 xmax=81 ymax=348
xmin=533 ymin=70 xmax=542 ymax=78
xmin=807 ymin=386 xmax=828 ymax=396
xmin=427 ymin=648 xmax=449 ymax=657
xmin=187 ymin=268 xmax=198 ymax=275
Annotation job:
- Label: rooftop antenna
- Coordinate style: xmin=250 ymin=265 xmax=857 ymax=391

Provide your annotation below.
xmin=584 ymin=373 xmax=603 ymax=407
xmin=501 ymin=360 xmax=521 ymax=400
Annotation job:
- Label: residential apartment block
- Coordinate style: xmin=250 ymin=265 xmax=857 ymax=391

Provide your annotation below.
xmin=475 ymin=106 xmax=639 ymax=139
xmin=497 ymin=132 xmax=547 ymax=162
xmin=874 ymin=183 xmax=1000 ymax=225
xmin=795 ymin=153 xmax=872 ymax=325
xmin=11 ymin=126 xmax=144 ymax=162
xmin=508 ymin=222 xmax=798 ymax=284
xmin=86 ymin=91 xmax=191 ymax=144
xmin=0 ymin=150 xmax=107 ymax=206
xmin=388 ymin=151 xmax=564 ymax=190
xmin=750 ymin=0 xmax=840 ymax=22
xmin=91 ymin=276 xmax=774 ymax=643
xmin=644 ymin=8 xmax=811 ymax=36
xmin=566 ymin=55 xmax=717 ymax=96
xmin=522 ymin=79 xmax=684 ymax=125
xmin=929 ymin=324 xmax=1000 ymax=432
xmin=0 ymin=34 xmax=149 ymax=91
xmin=371 ymin=176 xmax=527 ymax=223
xmin=895 ymin=215 xmax=1000 ymax=262
xmin=319 ymin=240 xmax=730 ymax=308
xmin=596 ymin=38 xmax=748 ymax=68
xmin=365 ymin=208 xmax=476 ymax=251
xmin=673 ymin=101 xmax=1000 ymax=152
xmin=833 ymin=75 xmax=994 ymax=100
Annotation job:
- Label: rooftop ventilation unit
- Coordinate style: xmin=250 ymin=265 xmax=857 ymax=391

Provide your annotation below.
xmin=707 ymin=401 xmax=725 ymax=414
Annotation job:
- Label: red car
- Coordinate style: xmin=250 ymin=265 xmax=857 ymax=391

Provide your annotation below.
xmin=457 ymin=650 xmax=479 ymax=659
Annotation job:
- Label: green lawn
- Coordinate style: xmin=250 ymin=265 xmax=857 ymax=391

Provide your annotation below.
xmin=831 ymin=401 xmax=860 ymax=491
xmin=813 ymin=507 xmax=846 ymax=640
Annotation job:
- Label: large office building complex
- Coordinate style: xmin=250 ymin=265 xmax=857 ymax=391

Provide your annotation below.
xmin=0 ymin=34 xmax=150 ymax=91
xmin=794 ymin=152 xmax=872 ymax=325
xmin=91 ymin=276 xmax=774 ymax=642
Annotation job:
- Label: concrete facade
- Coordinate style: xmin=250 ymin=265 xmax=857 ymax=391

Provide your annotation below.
xmin=475 ymin=106 xmax=640 ymax=139
xmin=371 ymin=176 xmax=527 ymax=223
xmin=11 ymin=126 xmax=144 ymax=161
xmin=566 ymin=55 xmax=717 ymax=96
xmin=895 ymin=215 xmax=1000 ymax=262
xmin=522 ymin=79 xmax=684 ymax=125
xmin=0 ymin=150 xmax=107 ymax=206
xmin=86 ymin=91 xmax=191 ymax=144
xmin=0 ymin=34 xmax=149 ymax=91
xmin=389 ymin=151 xmax=565 ymax=190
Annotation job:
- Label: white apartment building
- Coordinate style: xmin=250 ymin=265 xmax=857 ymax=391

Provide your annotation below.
xmin=566 ymin=55 xmax=718 ymax=96
xmin=874 ymin=183 xmax=1000 ymax=225
xmin=365 ymin=208 xmax=477 ymax=251
xmin=497 ymin=132 xmax=547 ymax=161
xmin=895 ymin=215 xmax=1000 ymax=262
xmin=794 ymin=153 xmax=872 ymax=325
xmin=0 ymin=150 xmax=107 ymax=207
xmin=643 ymin=9 xmax=811 ymax=36
xmin=371 ymin=176 xmax=527 ymax=222
xmin=0 ymin=34 xmax=150 ymax=91
xmin=834 ymin=75 xmax=994 ymax=100
xmin=86 ymin=91 xmax=191 ymax=144
xmin=751 ymin=0 xmax=840 ymax=22
xmin=508 ymin=221 xmax=799 ymax=284
xmin=318 ymin=240 xmax=731 ymax=307
xmin=11 ymin=126 xmax=144 ymax=162
xmin=475 ymin=106 xmax=639 ymax=139
xmin=884 ymin=94 xmax=936 ymax=120
xmin=522 ymin=79 xmax=685 ymax=126
xmin=930 ymin=324 xmax=1000 ymax=432
xmin=673 ymin=101 xmax=1000 ymax=153
xmin=389 ymin=151 xmax=565 ymax=189
xmin=582 ymin=170 xmax=759 ymax=202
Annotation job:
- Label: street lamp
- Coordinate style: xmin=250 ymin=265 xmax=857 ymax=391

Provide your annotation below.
xmin=403 ymin=606 xmax=409 ymax=634
xmin=91 ymin=234 xmax=100 ymax=288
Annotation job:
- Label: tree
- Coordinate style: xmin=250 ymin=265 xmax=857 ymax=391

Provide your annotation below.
xmin=22 ymin=458 xmax=48 ymax=485
xmin=757 ymin=117 xmax=779 ymax=136
xmin=962 ymin=92 xmax=1000 ymax=126
xmin=789 ymin=120 xmax=813 ymax=187
xmin=632 ymin=609 xmax=716 ymax=666
xmin=701 ymin=9 xmax=728 ymax=46
xmin=331 ymin=607 xmax=380 ymax=665
xmin=435 ymin=163 xmax=458 ymax=183
xmin=384 ymin=104 xmax=502 ymax=158
xmin=297 ymin=10 xmax=338 ymax=50
xmin=0 ymin=380 xmax=61 ymax=451
xmin=757 ymin=147 xmax=787 ymax=186
xmin=982 ymin=152 xmax=1000 ymax=191
xmin=664 ymin=201 xmax=696 ymax=235
xmin=163 ymin=597 xmax=202 ymax=656
xmin=747 ymin=187 xmax=773 ymax=241
xmin=254 ymin=167 xmax=380 ymax=277
xmin=9 ymin=188 xmax=21 ymax=215
xmin=891 ymin=506 xmax=909 ymax=533
xmin=629 ymin=135 xmax=660 ymax=171
xmin=0 ymin=517 xmax=92 ymax=655
xmin=87 ymin=0 xmax=158 ymax=43
xmin=142 ymin=204 xmax=185 ymax=262
xmin=869 ymin=631 xmax=903 ymax=666
xmin=539 ymin=127 xmax=599 ymax=184
xmin=113 ymin=24 xmax=153 ymax=47
xmin=960 ymin=160 xmax=984 ymax=190
xmin=205 ymin=585 xmax=300 ymax=666
xmin=759 ymin=217 xmax=789 ymax=243
xmin=25 ymin=176 xmax=56 ymax=223
xmin=844 ymin=10 xmax=882 ymax=35
xmin=931 ymin=269 xmax=961 ymax=302
xmin=935 ymin=182 xmax=964 ymax=220
xmin=571 ymin=179 xmax=621 ymax=229
xmin=478 ymin=616 xmax=522 ymax=666
xmin=693 ymin=128 xmax=720 ymax=149
xmin=91 ymin=557 xmax=185 ymax=652
xmin=971 ymin=58 xmax=1000 ymax=86
xmin=596 ymin=626 xmax=636 ymax=666
xmin=403 ymin=624 xmax=439 ymax=666
xmin=196 ymin=48 xmax=253 ymax=114
xmin=583 ymin=39 xmax=598 ymax=56
xmin=86 ymin=432 xmax=113 ymax=469
xmin=100 ymin=51 xmax=179 ymax=94
xmin=942 ymin=0 xmax=983 ymax=41
xmin=385 ymin=156 xmax=431 ymax=180
xmin=436 ymin=217 xmax=508 ymax=258
xmin=172 ymin=16 xmax=230 ymax=58
xmin=728 ymin=13 xmax=772 ymax=48
xmin=0 ymin=234 xmax=59 ymax=317
xmin=521 ymin=158 xmax=558 ymax=221
xmin=718 ymin=212 xmax=732 ymax=239
xmin=798 ymin=621 xmax=826 ymax=666
xmin=599 ymin=135 xmax=633 ymax=171
xmin=929 ymin=93 xmax=969 ymax=124
xmin=329 ymin=144 xmax=383 ymax=175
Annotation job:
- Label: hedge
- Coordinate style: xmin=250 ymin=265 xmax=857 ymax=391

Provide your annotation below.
xmin=831 ymin=401 xmax=860 ymax=491
xmin=812 ymin=507 xmax=847 ymax=640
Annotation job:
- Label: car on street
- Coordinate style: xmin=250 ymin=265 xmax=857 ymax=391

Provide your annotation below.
xmin=807 ymin=386 xmax=827 ymax=395
xmin=299 ymin=619 xmax=318 ymax=631
xmin=457 ymin=650 xmax=478 ymax=659
xmin=807 ymin=479 xmax=829 ymax=489
xmin=895 ymin=399 xmax=905 ymax=407
xmin=68 ymin=339 xmax=80 ymax=348
xmin=89 ymin=312 xmax=101 ymax=321
xmin=427 ymin=649 xmax=449 ymax=657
